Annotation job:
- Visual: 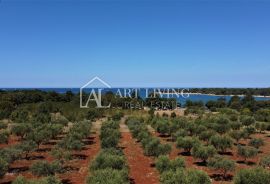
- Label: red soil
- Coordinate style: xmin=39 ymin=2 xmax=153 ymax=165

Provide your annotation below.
xmin=0 ymin=133 xmax=100 ymax=184
xmin=155 ymin=131 xmax=270 ymax=184
xmin=0 ymin=135 xmax=20 ymax=149
xmin=120 ymin=132 xmax=159 ymax=184
xmin=57 ymin=134 xmax=100 ymax=184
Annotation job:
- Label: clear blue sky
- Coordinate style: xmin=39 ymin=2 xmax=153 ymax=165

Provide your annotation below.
xmin=0 ymin=0 xmax=270 ymax=88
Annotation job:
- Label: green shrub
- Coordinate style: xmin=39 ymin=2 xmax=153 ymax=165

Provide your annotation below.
xmin=11 ymin=175 xmax=28 ymax=184
xmin=172 ymin=129 xmax=188 ymax=141
xmin=241 ymin=116 xmax=256 ymax=126
xmin=0 ymin=123 xmax=7 ymax=129
xmin=86 ymin=108 xmax=104 ymax=121
xmin=160 ymin=169 xmax=211 ymax=184
xmin=229 ymin=130 xmax=243 ymax=143
xmin=230 ymin=121 xmax=242 ymax=130
xmin=87 ymin=168 xmax=129 ymax=184
xmin=186 ymin=169 xmax=211 ymax=184
xmin=0 ymin=158 xmax=8 ymax=178
xmin=0 ymin=147 xmax=22 ymax=163
xmin=90 ymin=149 xmax=127 ymax=171
xmin=209 ymin=135 xmax=233 ymax=153
xmin=100 ymin=121 xmax=120 ymax=141
xmin=248 ymin=138 xmax=264 ymax=149
xmin=234 ymin=167 xmax=270 ymax=184
xmin=156 ymin=119 xmax=170 ymax=135
xmin=237 ymin=146 xmax=258 ymax=162
xmin=176 ymin=136 xmax=199 ymax=153
xmin=198 ymin=130 xmax=216 ymax=143
xmin=155 ymin=156 xmax=185 ymax=173
xmin=208 ymin=156 xmax=235 ymax=178
xmin=31 ymin=161 xmax=62 ymax=176
xmin=213 ymin=116 xmax=231 ymax=134
xmin=0 ymin=101 xmax=14 ymax=119
xmin=242 ymin=126 xmax=256 ymax=138
xmin=259 ymin=155 xmax=270 ymax=168
xmin=12 ymin=175 xmax=62 ymax=184
xmin=50 ymin=148 xmax=72 ymax=164
xmin=255 ymin=122 xmax=267 ymax=133
xmin=111 ymin=112 xmax=124 ymax=121
xmin=100 ymin=130 xmax=120 ymax=149
xmin=39 ymin=176 xmax=62 ymax=184
xmin=18 ymin=141 xmax=37 ymax=159
xmin=11 ymin=123 xmax=31 ymax=140
xmin=144 ymin=138 xmax=171 ymax=157
xmin=192 ymin=144 xmax=216 ymax=163
xmin=0 ymin=131 xmax=9 ymax=144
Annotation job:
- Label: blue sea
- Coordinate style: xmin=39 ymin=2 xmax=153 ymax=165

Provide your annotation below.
xmin=1 ymin=88 xmax=270 ymax=105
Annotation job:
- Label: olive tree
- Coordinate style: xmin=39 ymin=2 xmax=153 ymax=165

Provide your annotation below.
xmin=229 ymin=130 xmax=243 ymax=144
xmin=11 ymin=124 xmax=31 ymax=140
xmin=155 ymin=155 xmax=185 ymax=173
xmin=31 ymin=161 xmax=62 ymax=176
xmin=176 ymin=136 xmax=199 ymax=154
xmin=191 ymin=144 xmax=216 ymax=163
xmin=144 ymin=138 xmax=171 ymax=157
xmin=209 ymin=135 xmax=233 ymax=153
xmin=0 ymin=131 xmax=9 ymax=144
xmin=234 ymin=167 xmax=270 ymax=184
xmin=237 ymin=146 xmax=258 ymax=163
xmin=241 ymin=116 xmax=256 ymax=126
xmin=0 ymin=158 xmax=8 ymax=178
xmin=160 ymin=169 xmax=211 ymax=184
xmin=208 ymin=156 xmax=235 ymax=178
xmin=248 ymin=138 xmax=264 ymax=149
xmin=18 ymin=141 xmax=37 ymax=159
xmin=259 ymin=155 xmax=270 ymax=168
xmin=156 ymin=119 xmax=170 ymax=136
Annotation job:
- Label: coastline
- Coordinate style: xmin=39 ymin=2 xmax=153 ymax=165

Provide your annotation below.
xmin=160 ymin=92 xmax=270 ymax=98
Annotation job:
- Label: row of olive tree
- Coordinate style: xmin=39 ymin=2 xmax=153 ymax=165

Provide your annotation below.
xmin=87 ymin=120 xmax=129 ymax=184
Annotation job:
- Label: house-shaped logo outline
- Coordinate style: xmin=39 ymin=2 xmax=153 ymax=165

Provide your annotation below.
xmin=80 ymin=76 xmax=111 ymax=108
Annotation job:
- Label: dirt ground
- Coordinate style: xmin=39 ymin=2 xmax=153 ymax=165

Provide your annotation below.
xmin=154 ymin=129 xmax=270 ymax=184
xmin=0 ymin=119 xmax=103 ymax=184
xmin=119 ymin=119 xmax=159 ymax=184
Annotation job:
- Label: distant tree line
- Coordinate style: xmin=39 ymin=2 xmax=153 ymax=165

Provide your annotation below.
xmin=188 ymin=88 xmax=270 ymax=96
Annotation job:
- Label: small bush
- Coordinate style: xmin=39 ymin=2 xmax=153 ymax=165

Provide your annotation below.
xmin=155 ymin=156 xmax=185 ymax=173
xmin=111 ymin=112 xmax=124 ymax=121
xmin=144 ymin=138 xmax=171 ymax=157
xmin=241 ymin=116 xmax=256 ymax=126
xmin=176 ymin=136 xmax=199 ymax=153
xmin=90 ymin=149 xmax=127 ymax=171
xmin=160 ymin=169 xmax=211 ymax=184
xmin=229 ymin=130 xmax=243 ymax=143
xmin=12 ymin=175 xmax=62 ymax=184
xmin=87 ymin=168 xmax=129 ymax=184
xmin=208 ymin=156 xmax=235 ymax=178
xmin=192 ymin=144 xmax=216 ymax=163
xmin=234 ymin=167 xmax=270 ymax=184
xmin=100 ymin=121 xmax=120 ymax=149
xmin=248 ymin=138 xmax=264 ymax=149
xmin=0 ymin=147 xmax=22 ymax=163
xmin=237 ymin=145 xmax=258 ymax=162
xmin=209 ymin=135 xmax=233 ymax=153
xmin=0 ymin=158 xmax=8 ymax=178
xmin=31 ymin=161 xmax=62 ymax=176
xmin=0 ymin=131 xmax=9 ymax=144
xmin=259 ymin=155 xmax=270 ymax=168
